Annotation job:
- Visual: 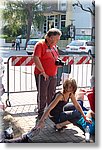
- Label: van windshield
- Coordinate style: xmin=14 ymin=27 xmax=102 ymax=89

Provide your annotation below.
xmin=27 ymin=40 xmax=39 ymax=45
xmin=69 ymin=41 xmax=84 ymax=46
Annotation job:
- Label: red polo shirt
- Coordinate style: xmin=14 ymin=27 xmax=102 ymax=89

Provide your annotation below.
xmin=33 ymin=40 xmax=59 ymax=76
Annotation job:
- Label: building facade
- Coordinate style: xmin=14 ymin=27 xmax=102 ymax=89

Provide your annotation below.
xmin=38 ymin=0 xmax=93 ymax=40
xmin=41 ymin=0 xmax=73 ymax=33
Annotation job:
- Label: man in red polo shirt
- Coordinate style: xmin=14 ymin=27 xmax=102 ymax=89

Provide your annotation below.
xmin=32 ymin=28 xmax=62 ymax=119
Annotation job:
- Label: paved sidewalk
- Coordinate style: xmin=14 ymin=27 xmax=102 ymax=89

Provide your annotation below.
xmin=2 ymin=92 xmax=95 ymax=143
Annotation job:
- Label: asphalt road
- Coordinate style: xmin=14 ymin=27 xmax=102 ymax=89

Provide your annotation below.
xmin=0 ymin=47 xmax=27 ymax=63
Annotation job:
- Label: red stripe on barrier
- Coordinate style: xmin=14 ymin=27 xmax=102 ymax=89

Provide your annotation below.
xmin=77 ymin=56 xmax=87 ymax=64
xmin=0 ymin=101 xmax=6 ymax=111
xmin=69 ymin=59 xmax=74 ymax=65
xmin=12 ymin=56 xmax=17 ymax=61
xmin=62 ymin=56 xmax=69 ymax=61
xmin=13 ymin=56 xmax=28 ymax=66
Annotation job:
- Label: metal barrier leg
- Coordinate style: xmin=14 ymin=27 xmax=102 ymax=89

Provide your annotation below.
xmin=6 ymin=58 xmax=11 ymax=107
xmin=36 ymin=74 xmax=41 ymax=114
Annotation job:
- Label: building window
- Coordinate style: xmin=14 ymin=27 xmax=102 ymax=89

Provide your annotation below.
xmin=61 ymin=15 xmax=66 ymax=20
xmin=43 ymin=14 xmax=66 ymax=32
xmin=61 ymin=21 xmax=65 ymax=28
xmin=55 ymin=15 xmax=58 ymax=28
xmin=44 ymin=17 xmax=47 ymax=33
xmin=59 ymin=0 xmax=67 ymax=11
xmin=61 ymin=15 xmax=66 ymax=29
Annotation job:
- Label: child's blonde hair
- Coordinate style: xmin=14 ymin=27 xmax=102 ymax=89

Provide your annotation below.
xmin=63 ymin=78 xmax=77 ymax=94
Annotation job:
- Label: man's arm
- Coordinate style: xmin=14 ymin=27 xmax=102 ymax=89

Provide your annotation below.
xmin=34 ymin=56 xmax=48 ymax=80
xmin=34 ymin=56 xmax=44 ymax=72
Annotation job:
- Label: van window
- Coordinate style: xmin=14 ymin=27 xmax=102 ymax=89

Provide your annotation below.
xmin=27 ymin=40 xmax=38 ymax=45
xmin=86 ymin=41 xmax=95 ymax=46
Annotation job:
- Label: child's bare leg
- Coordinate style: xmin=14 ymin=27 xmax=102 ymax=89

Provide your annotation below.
xmin=75 ymin=89 xmax=85 ymax=101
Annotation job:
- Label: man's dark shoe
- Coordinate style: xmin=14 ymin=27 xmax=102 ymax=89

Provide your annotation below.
xmin=3 ymin=135 xmax=30 ymax=143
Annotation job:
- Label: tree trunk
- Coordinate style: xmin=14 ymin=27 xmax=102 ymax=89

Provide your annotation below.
xmin=24 ymin=4 xmax=33 ymax=50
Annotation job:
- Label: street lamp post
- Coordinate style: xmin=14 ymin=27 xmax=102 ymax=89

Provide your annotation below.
xmin=69 ymin=19 xmax=75 ymax=41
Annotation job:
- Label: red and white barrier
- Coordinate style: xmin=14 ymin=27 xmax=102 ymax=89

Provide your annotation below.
xmin=11 ymin=56 xmax=92 ymax=66
xmin=12 ymin=56 xmax=34 ymax=66
xmin=62 ymin=56 xmax=91 ymax=65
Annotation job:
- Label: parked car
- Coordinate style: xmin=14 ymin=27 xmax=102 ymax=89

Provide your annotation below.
xmin=66 ymin=40 xmax=95 ymax=55
xmin=26 ymin=39 xmax=43 ymax=55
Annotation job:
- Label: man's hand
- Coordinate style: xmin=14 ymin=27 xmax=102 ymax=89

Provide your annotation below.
xmin=41 ymin=72 xmax=49 ymax=81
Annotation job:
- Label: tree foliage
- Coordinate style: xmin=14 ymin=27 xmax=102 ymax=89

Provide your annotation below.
xmin=2 ymin=0 xmax=46 ymax=49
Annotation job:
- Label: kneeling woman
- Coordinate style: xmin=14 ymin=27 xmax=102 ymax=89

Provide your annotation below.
xmin=36 ymin=78 xmax=92 ymax=131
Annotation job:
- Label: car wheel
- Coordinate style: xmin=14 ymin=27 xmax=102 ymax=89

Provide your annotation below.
xmin=27 ymin=52 xmax=31 ymax=55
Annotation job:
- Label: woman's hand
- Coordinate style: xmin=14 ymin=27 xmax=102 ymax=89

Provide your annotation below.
xmin=84 ymin=116 xmax=92 ymax=124
xmin=35 ymin=120 xmax=45 ymax=129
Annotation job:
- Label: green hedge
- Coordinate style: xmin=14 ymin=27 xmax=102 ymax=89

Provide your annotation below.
xmin=0 ymin=35 xmax=16 ymax=43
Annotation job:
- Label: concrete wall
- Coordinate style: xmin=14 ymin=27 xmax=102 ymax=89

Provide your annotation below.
xmin=0 ymin=38 xmax=26 ymax=48
xmin=0 ymin=38 xmax=69 ymax=50
xmin=58 ymin=40 xmax=70 ymax=50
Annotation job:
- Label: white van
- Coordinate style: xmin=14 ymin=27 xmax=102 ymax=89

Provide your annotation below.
xmin=26 ymin=39 xmax=43 ymax=55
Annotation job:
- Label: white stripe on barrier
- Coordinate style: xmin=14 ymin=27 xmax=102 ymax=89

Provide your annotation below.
xmin=21 ymin=57 xmax=30 ymax=66
xmin=12 ymin=57 xmax=22 ymax=66
xmin=74 ymin=57 xmax=80 ymax=64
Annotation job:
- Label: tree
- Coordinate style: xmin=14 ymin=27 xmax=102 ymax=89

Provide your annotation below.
xmin=2 ymin=0 xmax=45 ymax=49
xmin=72 ymin=0 xmax=95 ymax=40
xmin=72 ymin=0 xmax=95 ymax=16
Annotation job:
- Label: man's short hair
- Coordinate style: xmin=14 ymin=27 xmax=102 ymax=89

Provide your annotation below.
xmin=45 ymin=28 xmax=62 ymax=37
